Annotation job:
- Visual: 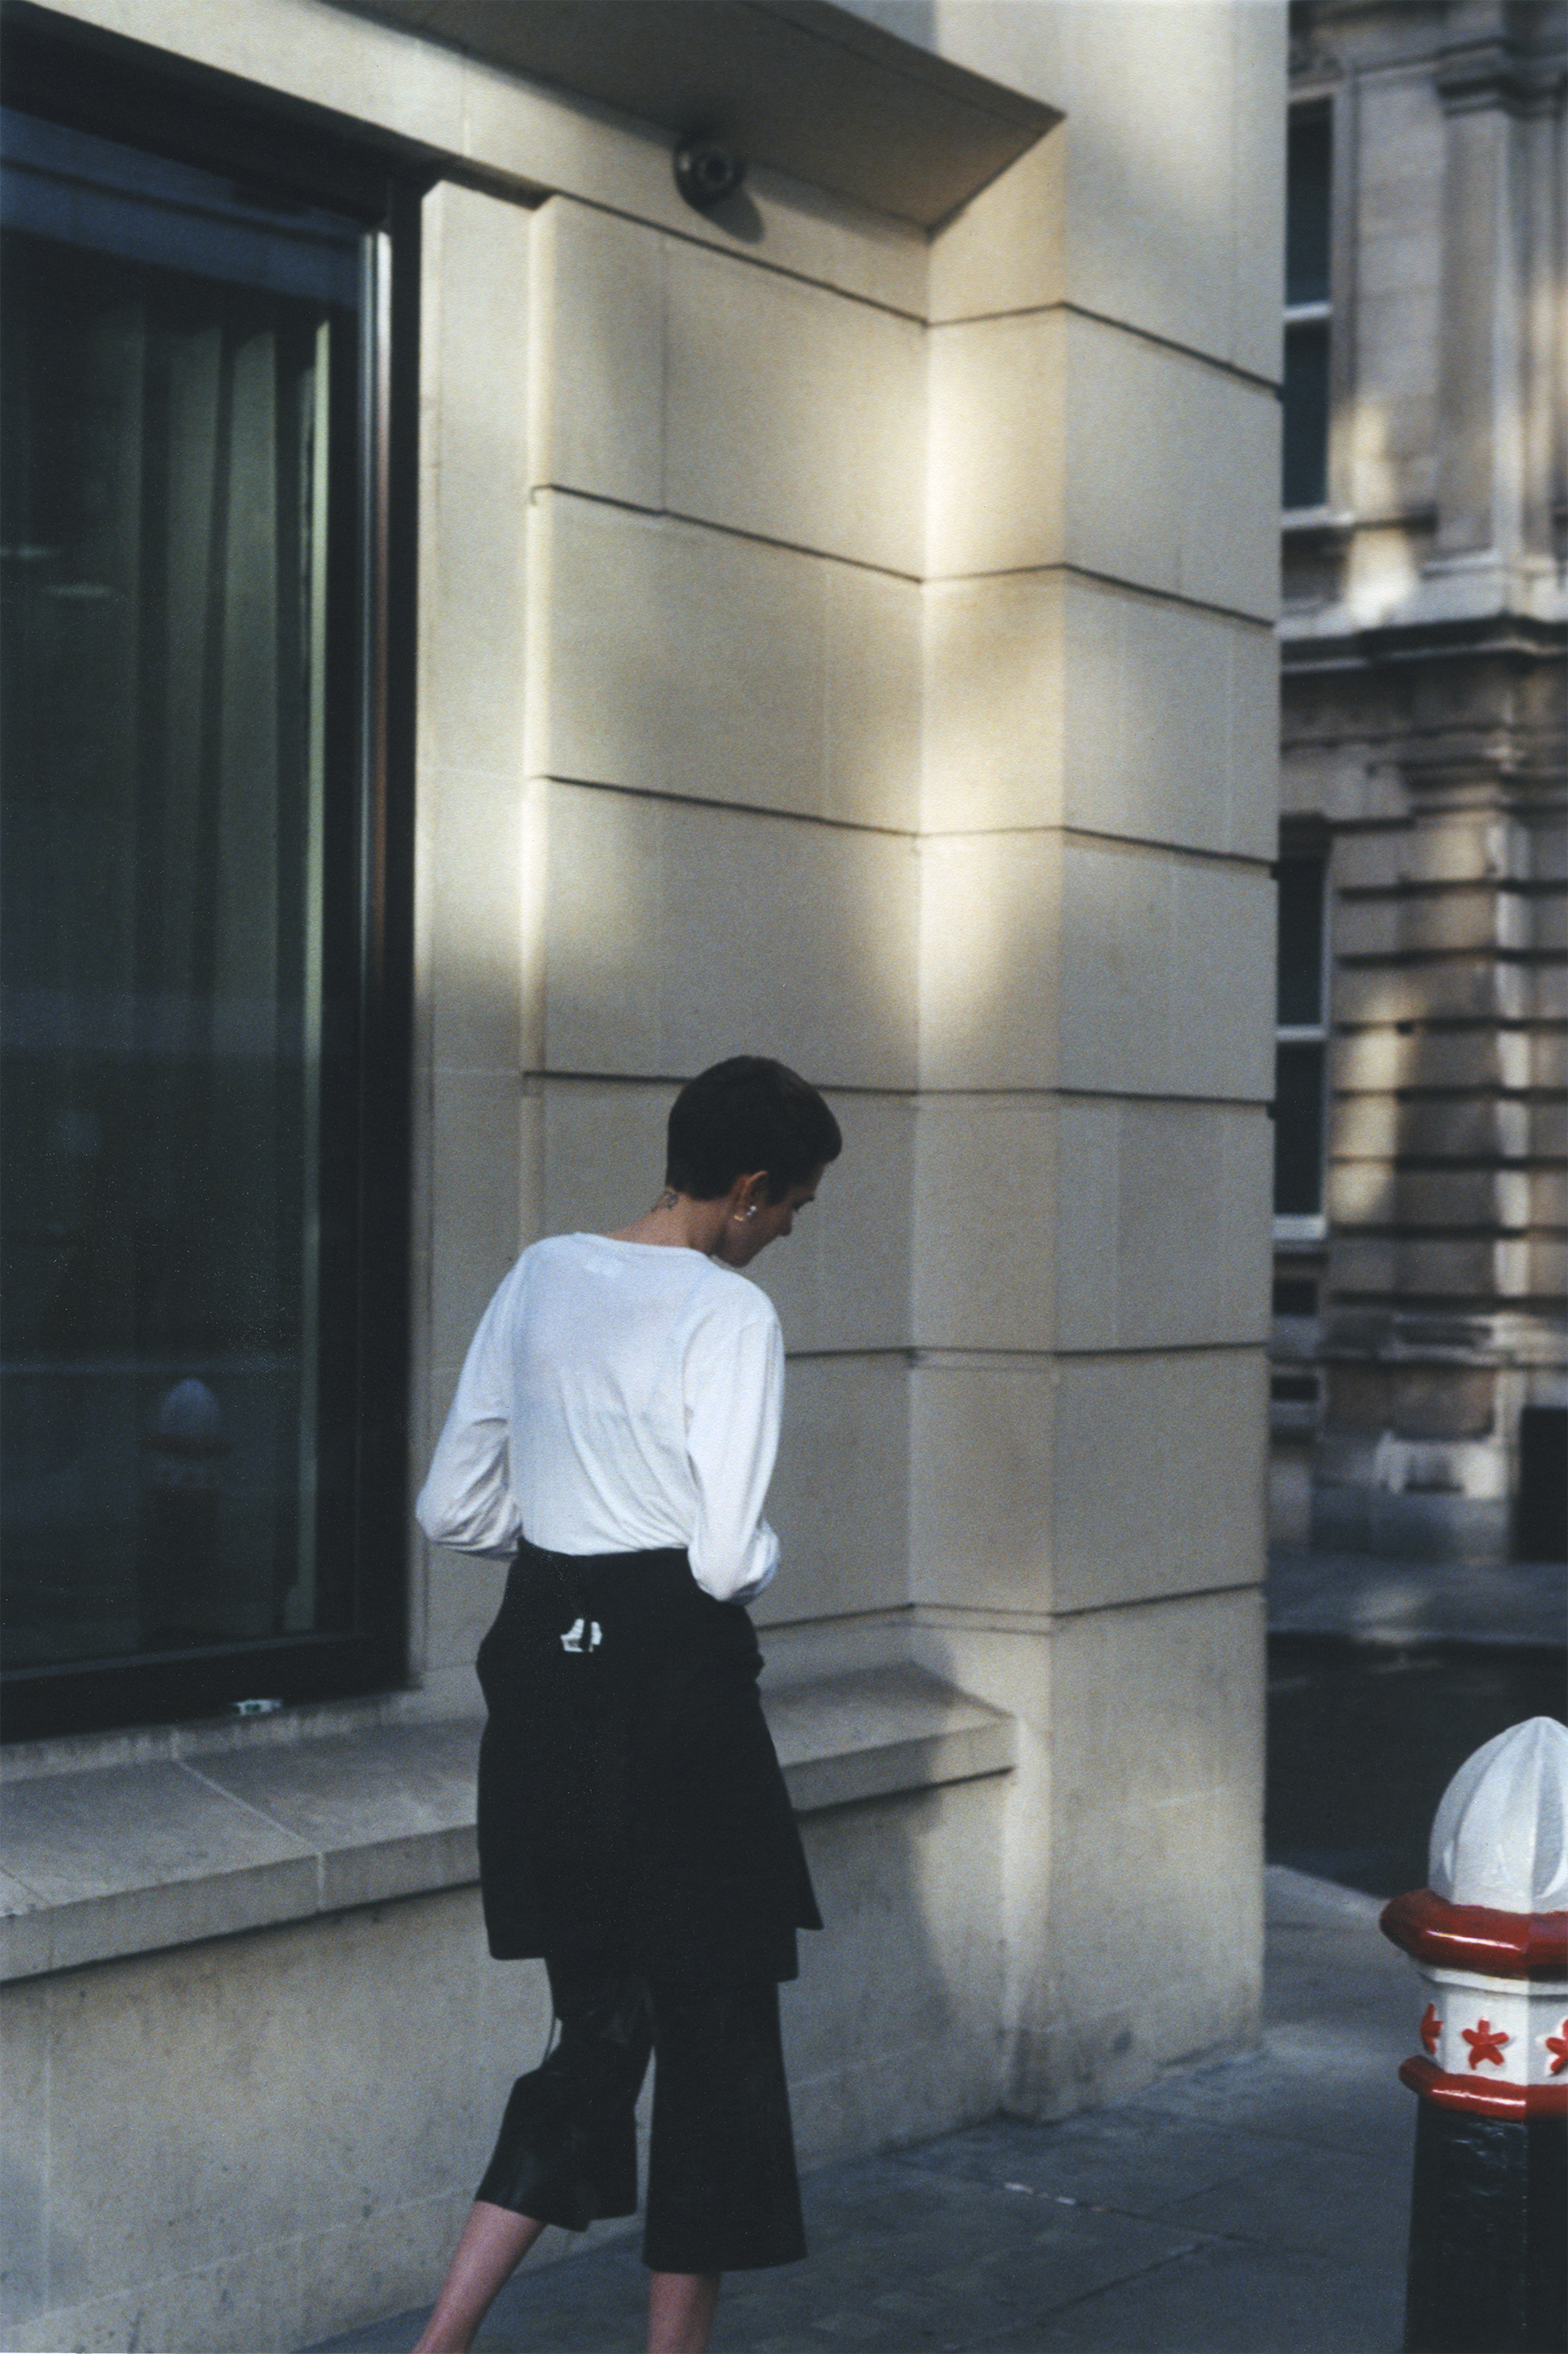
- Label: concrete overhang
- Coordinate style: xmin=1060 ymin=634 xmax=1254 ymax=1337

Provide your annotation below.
xmin=333 ymin=0 xmax=1059 ymax=226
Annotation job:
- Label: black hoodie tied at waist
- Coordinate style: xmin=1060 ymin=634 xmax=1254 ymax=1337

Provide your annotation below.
xmin=475 ymin=1539 xmax=821 ymax=1986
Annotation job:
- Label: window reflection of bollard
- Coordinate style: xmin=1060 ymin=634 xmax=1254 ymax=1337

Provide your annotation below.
xmin=1380 ymin=1718 xmax=1568 ymax=2354
xmin=137 ymin=1378 xmax=231 ymax=1647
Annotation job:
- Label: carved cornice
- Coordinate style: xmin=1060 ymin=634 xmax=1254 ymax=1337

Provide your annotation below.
xmin=1436 ymin=35 xmax=1567 ymax=116
xmin=1280 ymin=610 xmax=1568 ymax=676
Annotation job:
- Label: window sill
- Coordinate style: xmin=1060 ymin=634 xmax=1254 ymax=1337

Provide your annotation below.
xmin=1281 ymin=507 xmax=1353 ymax=537
xmin=0 ymin=1666 xmax=1012 ymax=1983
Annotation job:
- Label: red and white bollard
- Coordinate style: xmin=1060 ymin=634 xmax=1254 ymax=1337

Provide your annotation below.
xmin=1380 ymin=1716 xmax=1568 ymax=2354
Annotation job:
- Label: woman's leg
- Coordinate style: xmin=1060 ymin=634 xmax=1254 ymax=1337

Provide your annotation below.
xmin=647 ymin=2269 xmax=720 ymax=2354
xmin=415 ymin=1961 xmax=652 ymax=2352
xmin=643 ymin=1979 xmax=806 ymax=2279
xmin=635 ymin=1977 xmax=805 ymax=2354
xmin=410 ymin=2202 xmax=544 ymax=2354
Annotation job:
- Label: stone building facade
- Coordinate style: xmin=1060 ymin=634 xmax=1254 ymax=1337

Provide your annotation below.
xmin=1272 ymin=0 xmax=1567 ymax=1565
xmin=0 ymin=4 xmax=1284 ymax=2347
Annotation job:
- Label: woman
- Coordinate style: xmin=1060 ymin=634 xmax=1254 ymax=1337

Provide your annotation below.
xmin=411 ymin=1056 xmax=842 ymax=2354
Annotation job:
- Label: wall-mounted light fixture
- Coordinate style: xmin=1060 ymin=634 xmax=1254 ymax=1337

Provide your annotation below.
xmin=673 ymin=133 xmax=746 ymax=212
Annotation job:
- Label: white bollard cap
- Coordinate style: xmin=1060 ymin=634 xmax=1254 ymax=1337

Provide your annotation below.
xmin=1428 ymin=1716 xmax=1568 ymax=1913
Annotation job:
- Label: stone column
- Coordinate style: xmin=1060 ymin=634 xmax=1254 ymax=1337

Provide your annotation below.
xmin=1309 ymin=0 xmax=1566 ymax=1568
xmin=1430 ymin=0 xmax=1566 ymax=586
xmin=903 ymin=0 xmax=1283 ymax=2115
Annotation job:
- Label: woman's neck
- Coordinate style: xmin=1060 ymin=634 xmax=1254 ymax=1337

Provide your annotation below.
xmin=610 ymin=1189 xmax=725 ymax=1256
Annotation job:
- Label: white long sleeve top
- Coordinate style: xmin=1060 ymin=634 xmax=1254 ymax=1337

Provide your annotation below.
xmin=415 ymin=1234 xmax=785 ymax=1604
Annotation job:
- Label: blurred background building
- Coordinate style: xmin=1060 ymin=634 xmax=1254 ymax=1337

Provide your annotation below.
xmin=1270 ymin=0 xmax=1567 ymax=1569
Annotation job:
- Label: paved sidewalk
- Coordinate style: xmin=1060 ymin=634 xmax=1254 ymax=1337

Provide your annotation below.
xmin=311 ymin=1866 xmax=1416 ymax=2354
xmin=1268 ymin=1542 xmax=1566 ymax=1650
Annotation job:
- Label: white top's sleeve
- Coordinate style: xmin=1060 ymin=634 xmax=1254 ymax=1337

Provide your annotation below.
xmin=414 ymin=1273 xmax=525 ymax=1559
xmin=682 ymin=1296 xmax=785 ymax=1604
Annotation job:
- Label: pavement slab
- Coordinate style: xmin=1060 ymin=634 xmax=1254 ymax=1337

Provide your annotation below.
xmin=884 ymin=2107 xmax=1283 ymax=2217
xmin=309 ymin=1867 xmax=1417 ymax=2354
xmin=1154 ymin=2135 xmax=1410 ymax=2257
xmin=1267 ymin=1545 xmax=1565 ymax=1650
xmin=997 ymin=2233 xmax=1400 ymax=2354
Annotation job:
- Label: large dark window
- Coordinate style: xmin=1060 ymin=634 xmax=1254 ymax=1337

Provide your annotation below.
xmin=1283 ymin=105 xmax=1333 ymax=512
xmin=1273 ymin=853 xmax=1328 ymax=1225
xmin=1 ymin=50 xmax=415 ymax=1738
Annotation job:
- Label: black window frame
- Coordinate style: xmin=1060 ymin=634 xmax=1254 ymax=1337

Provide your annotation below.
xmin=0 ymin=7 xmax=425 ymax=1741
xmin=1282 ymin=98 xmax=1334 ymax=515
xmin=1272 ymin=847 xmax=1330 ymax=1231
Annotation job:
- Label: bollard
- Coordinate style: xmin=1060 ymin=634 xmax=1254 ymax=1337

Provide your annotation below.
xmin=1380 ymin=1716 xmax=1568 ymax=2354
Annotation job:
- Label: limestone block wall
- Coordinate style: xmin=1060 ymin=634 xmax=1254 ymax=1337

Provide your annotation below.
xmin=411 ymin=177 xmax=536 ymax=1711
xmin=412 ymin=166 xmax=929 ymax=1693
xmin=0 ymin=1764 xmax=1003 ymax=2354
xmin=2 ymin=1893 xmax=543 ymax=2354
xmin=1282 ymin=693 xmax=1568 ymax=1561
xmin=1 ymin=1 xmax=1286 ymax=2346
xmin=520 ymin=192 xmax=924 ymax=1649
xmin=1278 ymin=0 xmax=1566 ymax=1563
xmin=863 ymin=0 xmax=1282 ymax=2112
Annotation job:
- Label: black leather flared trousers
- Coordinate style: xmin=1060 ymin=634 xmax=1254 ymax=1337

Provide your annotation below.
xmin=475 ymin=1957 xmax=806 ymax=2274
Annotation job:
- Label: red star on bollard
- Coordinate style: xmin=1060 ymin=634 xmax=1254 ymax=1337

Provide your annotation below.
xmin=1419 ymin=2002 xmax=1441 ymax=2056
xmin=1461 ymin=2019 xmax=1510 ymax=2071
xmin=1546 ymin=2023 xmax=1568 ymax=2079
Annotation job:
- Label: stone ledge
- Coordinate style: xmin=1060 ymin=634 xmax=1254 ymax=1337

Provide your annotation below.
xmin=766 ymin=1664 xmax=1014 ymax=1813
xmin=0 ymin=1665 xmax=1011 ymax=1982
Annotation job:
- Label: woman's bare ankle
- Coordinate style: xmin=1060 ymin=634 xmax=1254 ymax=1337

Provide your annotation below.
xmin=409 ymin=2202 xmax=544 ymax=2354
xmin=646 ymin=2268 xmax=720 ymax=2354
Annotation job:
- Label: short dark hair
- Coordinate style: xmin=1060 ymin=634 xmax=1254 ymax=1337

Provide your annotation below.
xmin=665 ymin=1057 xmax=842 ymax=1203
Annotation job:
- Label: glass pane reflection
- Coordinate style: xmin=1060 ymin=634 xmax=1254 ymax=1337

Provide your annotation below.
xmin=1274 ymin=1041 xmax=1326 ymax=1219
xmin=1282 ymin=319 xmax=1330 ymax=510
xmin=0 ymin=111 xmax=365 ymax=1667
